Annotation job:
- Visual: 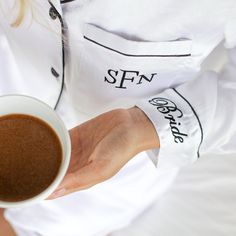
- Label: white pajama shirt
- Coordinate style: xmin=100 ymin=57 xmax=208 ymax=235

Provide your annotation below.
xmin=0 ymin=0 xmax=236 ymax=235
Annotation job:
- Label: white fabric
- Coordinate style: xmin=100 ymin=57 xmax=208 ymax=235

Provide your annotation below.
xmin=137 ymin=46 xmax=236 ymax=169
xmin=0 ymin=0 xmax=235 ymax=235
xmin=111 ymin=43 xmax=234 ymax=236
xmin=111 ymin=153 xmax=236 ymax=236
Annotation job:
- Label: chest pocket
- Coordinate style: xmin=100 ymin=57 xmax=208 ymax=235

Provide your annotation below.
xmin=67 ymin=24 xmax=196 ymax=115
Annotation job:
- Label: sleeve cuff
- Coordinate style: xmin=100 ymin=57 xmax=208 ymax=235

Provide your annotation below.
xmin=136 ymin=88 xmax=203 ymax=170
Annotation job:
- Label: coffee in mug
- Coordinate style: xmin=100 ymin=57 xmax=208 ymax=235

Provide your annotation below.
xmin=0 ymin=114 xmax=63 ymax=202
xmin=0 ymin=95 xmax=71 ymax=208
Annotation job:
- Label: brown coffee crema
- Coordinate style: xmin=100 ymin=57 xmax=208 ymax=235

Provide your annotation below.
xmin=0 ymin=114 xmax=62 ymax=202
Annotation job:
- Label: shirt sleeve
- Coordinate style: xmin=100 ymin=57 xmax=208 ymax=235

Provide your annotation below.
xmin=136 ymin=43 xmax=236 ymax=170
xmin=136 ymin=4 xmax=236 ymax=170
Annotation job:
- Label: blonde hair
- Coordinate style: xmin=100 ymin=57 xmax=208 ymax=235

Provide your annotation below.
xmin=12 ymin=0 xmax=30 ymax=27
xmin=7 ymin=1 xmax=63 ymax=42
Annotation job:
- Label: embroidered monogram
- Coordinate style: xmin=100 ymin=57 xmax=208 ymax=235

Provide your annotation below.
xmin=105 ymin=69 xmax=158 ymax=89
xmin=149 ymin=97 xmax=188 ymax=143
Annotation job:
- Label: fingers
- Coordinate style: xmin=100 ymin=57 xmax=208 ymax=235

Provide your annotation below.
xmin=48 ymin=162 xmax=108 ymax=199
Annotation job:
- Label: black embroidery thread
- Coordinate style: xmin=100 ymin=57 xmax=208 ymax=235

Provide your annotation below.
xmin=149 ymin=97 xmax=188 ymax=144
xmin=172 ymin=88 xmax=203 ymax=158
xmin=105 ymin=69 xmax=158 ymax=89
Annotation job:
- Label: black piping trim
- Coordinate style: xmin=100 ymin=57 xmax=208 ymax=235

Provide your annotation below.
xmin=84 ymin=36 xmax=191 ymax=58
xmin=172 ymin=88 xmax=203 ymax=158
xmin=61 ymin=0 xmax=75 ymax=3
xmin=48 ymin=1 xmax=65 ymax=110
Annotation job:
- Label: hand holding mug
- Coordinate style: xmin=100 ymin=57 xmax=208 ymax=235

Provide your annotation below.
xmin=49 ymin=107 xmax=160 ymax=199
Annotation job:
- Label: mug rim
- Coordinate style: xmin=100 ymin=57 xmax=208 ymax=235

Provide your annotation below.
xmin=0 ymin=94 xmax=71 ymax=208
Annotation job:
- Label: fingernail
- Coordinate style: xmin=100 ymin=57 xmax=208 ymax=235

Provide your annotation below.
xmin=51 ymin=188 xmax=66 ymax=198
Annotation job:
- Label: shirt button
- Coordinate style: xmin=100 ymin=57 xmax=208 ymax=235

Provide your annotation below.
xmin=49 ymin=7 xmax=58 ymax=20
xmin=51 ymin=67 xmax=60 ymax=78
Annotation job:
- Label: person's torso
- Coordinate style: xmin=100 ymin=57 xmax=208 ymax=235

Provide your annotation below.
xmin=0 ymin=0 xmax=235 ymax=117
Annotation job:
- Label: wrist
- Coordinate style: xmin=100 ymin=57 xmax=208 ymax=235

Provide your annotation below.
xmin=127 ymin=106 xmax=160 ymax=152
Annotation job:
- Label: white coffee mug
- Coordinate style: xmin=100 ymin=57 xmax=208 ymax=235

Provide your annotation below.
xmin=0 ymin=95 xmax=71 ymax=208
